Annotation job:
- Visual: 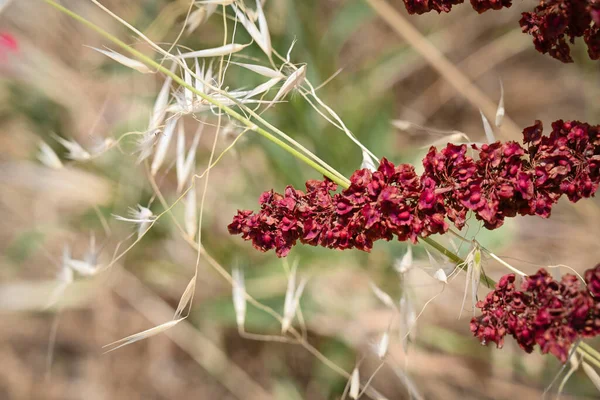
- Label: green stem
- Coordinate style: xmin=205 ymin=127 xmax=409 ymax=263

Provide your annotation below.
xmin=45 ymin=0 xmax=493 ymax=289
xmin=422 ymin=237 xmax=496 ymax=288
xmin=580 ymin=342 xmax=600 ymax=363
xmin=578 ymin=347 xmax=600 ymax=370
xmin=43 ymin=0 xmax=348 ymax=188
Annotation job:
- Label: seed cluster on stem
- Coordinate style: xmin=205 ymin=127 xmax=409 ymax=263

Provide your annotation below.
xmin=471 ymin=264 xmax=600 ymax=363
xmin=229 ymin=119 xmax=600 ymax=257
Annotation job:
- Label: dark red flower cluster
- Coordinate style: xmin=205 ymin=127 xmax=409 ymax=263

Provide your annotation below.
xmin=519 ymin=0 xmax=600 ymax=62
xmin=402 ymin=0 xmax=464 ymax=15
xmin=400 ymin=0 xmax=513 ymax=16
xmin=228 ymin=120 xmax=599 ymax=257
xmin=229 ymin=161 xmax=447 ymax=257
xmin=471 ymin=264 xmax=600 ymax=362
xmin=398 ymin=0 xmax=600 ymax=63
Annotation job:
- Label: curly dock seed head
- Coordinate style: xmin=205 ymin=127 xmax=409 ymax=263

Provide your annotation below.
xmin=229 ymin=120 xmax=600 ymax=257
xmin=471 ymin=264 xmax=600 ymax=363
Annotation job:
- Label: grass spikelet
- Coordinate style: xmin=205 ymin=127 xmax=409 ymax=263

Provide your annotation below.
xmin=394 ymin=246 xmax=413 ymax=275
xmin=230 ymin=61 xmax=283 ymax=78
xmin=349 ymin=366 xmax=360 ymax=399
xmin=361 ymin=148 xmax=377 ymax=172
xmin=245 ymin=76 xmax=282 ymax=99
xmin=176 ymin=123 xmax=202 ymax=193
xmin=150 ymin=116 xmax=178 ymax=176
xmin=480 ymin=109 xmax=495 ymax=143
xmin=185 ymin=7 xmax=207 ymax=35
xmin=178 ymin=43 xmax=250 ymax=59
xmin=52 ymin=134 xmax=91 ymax=161
xmin=369 ymin=281 xmax=397 ymax=309
xmin=459 ymin=245 xmax=482 ymax=318
xmin=173 ymin=276 xmax=196 ymax=319
xmin=114 ymin=205 xmax=156 ymax=239
xmin=424 ymin=249 xmax=449 ymax=283
xmin=399 ymin=295 xmax=416 ymax=352
xmin=103 ymin=319 xmax=184 ymax=353
xmin=433 ymin=268 xmax=448 ymax=283
xmin=272 ymin=65 xmax=307 ymax=103
xmin=232 ymin=266 xmax=246 ymax=330
xmin=37 ymin=141 xmax=63 ymax=169
xmin=495 ymin=79 xmax=505 ymax=127
xmin=377 ymin=331 xmax=390 ymax=360
xmin=254 ymin=0 xmax=272 ymax=57
xmin=148 ymin=72 xmax=173 ymax=133
xmin=232 ymin=3 xmax=271 ymax=56
xmin=281 ymin=261 xmax=308 ymax=333
xmin=88 ymin=46 xmax=153 ymax=73
xmin=184 ymin=183 xmax=197 ymax=240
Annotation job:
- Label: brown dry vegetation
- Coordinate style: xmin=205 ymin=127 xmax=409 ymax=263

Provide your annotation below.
xmin=1 ymin=0 xmax=600 ymax=399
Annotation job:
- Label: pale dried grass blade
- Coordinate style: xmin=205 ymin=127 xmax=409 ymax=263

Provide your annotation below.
xmin=232 ymin=267 xmax=246 ymax=329
xmin=471 ymin=248 xmax=481 ymax=313
xmin=377 ymin=331 xmax=390 ymax=360
xmin=147 ymin=71 xmax=173 ymax=137
xmin=369 ymin=282 xmax=396 ymax=309
xmin=67 ymin=259 xmax=97 ymax=277
xmin=88 ymin=46 xmax=153 ymax=73
xmin=173 ymin=276 xmax=196 ymax=319
xmin=583 ymin=362 xmax=600 ymax=392
xmin=361 ymin=148 xmax=377 ymax=172
xmin=37 ymin=141 xmax=63 ymax=169
xmin=114 ymin=205 xmax=155 ymax=239
xmin=176 ymin=123 xmax=202 ymax=193
xmin=459 ymin=254 xmax=473 ymax=320
xmin=433 ymin=268 xmax=448 ymax=284
xmin=272 ymin=65 xmax=306 ymax=103
xmin=185 ymin=7 xmax=207 ymax=35
xmin=394 ymin=246 xmax=412 ymax=274
xmin=350 ymin=367 xmax=360 ymax=399
xmin=495 ymin=79 xmax=505 ymax=127
xmin=150 ymin=116 xmax=178 ymax=176
xmin=480 ymin=110 xmax=496 ymax=144
xmin=245 ymin=77 xmax=282 ymax=99
xmin=255 ymin=0 xmax=272 ymax=57
xmin=103 ymin=319 xmax=184 ymax=353
xmin=391 ymin=120 xmax=412 ymax=130
xmin=183 ymin=62 xmax=194 ymax=109
xmin=281 ymin=263 xmax=298 ymax=333
xmin=399 ymin=295 xmax=416 ymax=351
xmin=184 ymin=184 xmax=197 ymax=239
xmin=53 ymin=134 xmax=91 ymax=161
xmin=230 ymin=62 xmax=282 ymax=78
xmin=232 ymin=4 xmax=270 ymax=56
xmin=178 ymin=43 xmax=250 ymax=59
xmin=424 ymin=249 xmax=448 ymax=283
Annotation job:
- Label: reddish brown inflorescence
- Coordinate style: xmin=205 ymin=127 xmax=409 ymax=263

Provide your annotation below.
xmin=228 ymin=119 xmax=600 ymax=257
xmin=398 ymin=0 xmax=600 ymax=63
xmin=519 ymin=0 xmax=600 ymax=62
xmin=471 ymin=264 xmax=600 ymax=362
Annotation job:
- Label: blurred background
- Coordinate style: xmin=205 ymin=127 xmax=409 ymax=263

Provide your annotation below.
xmin=1 ymin=0 xmax=600 ymax=399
